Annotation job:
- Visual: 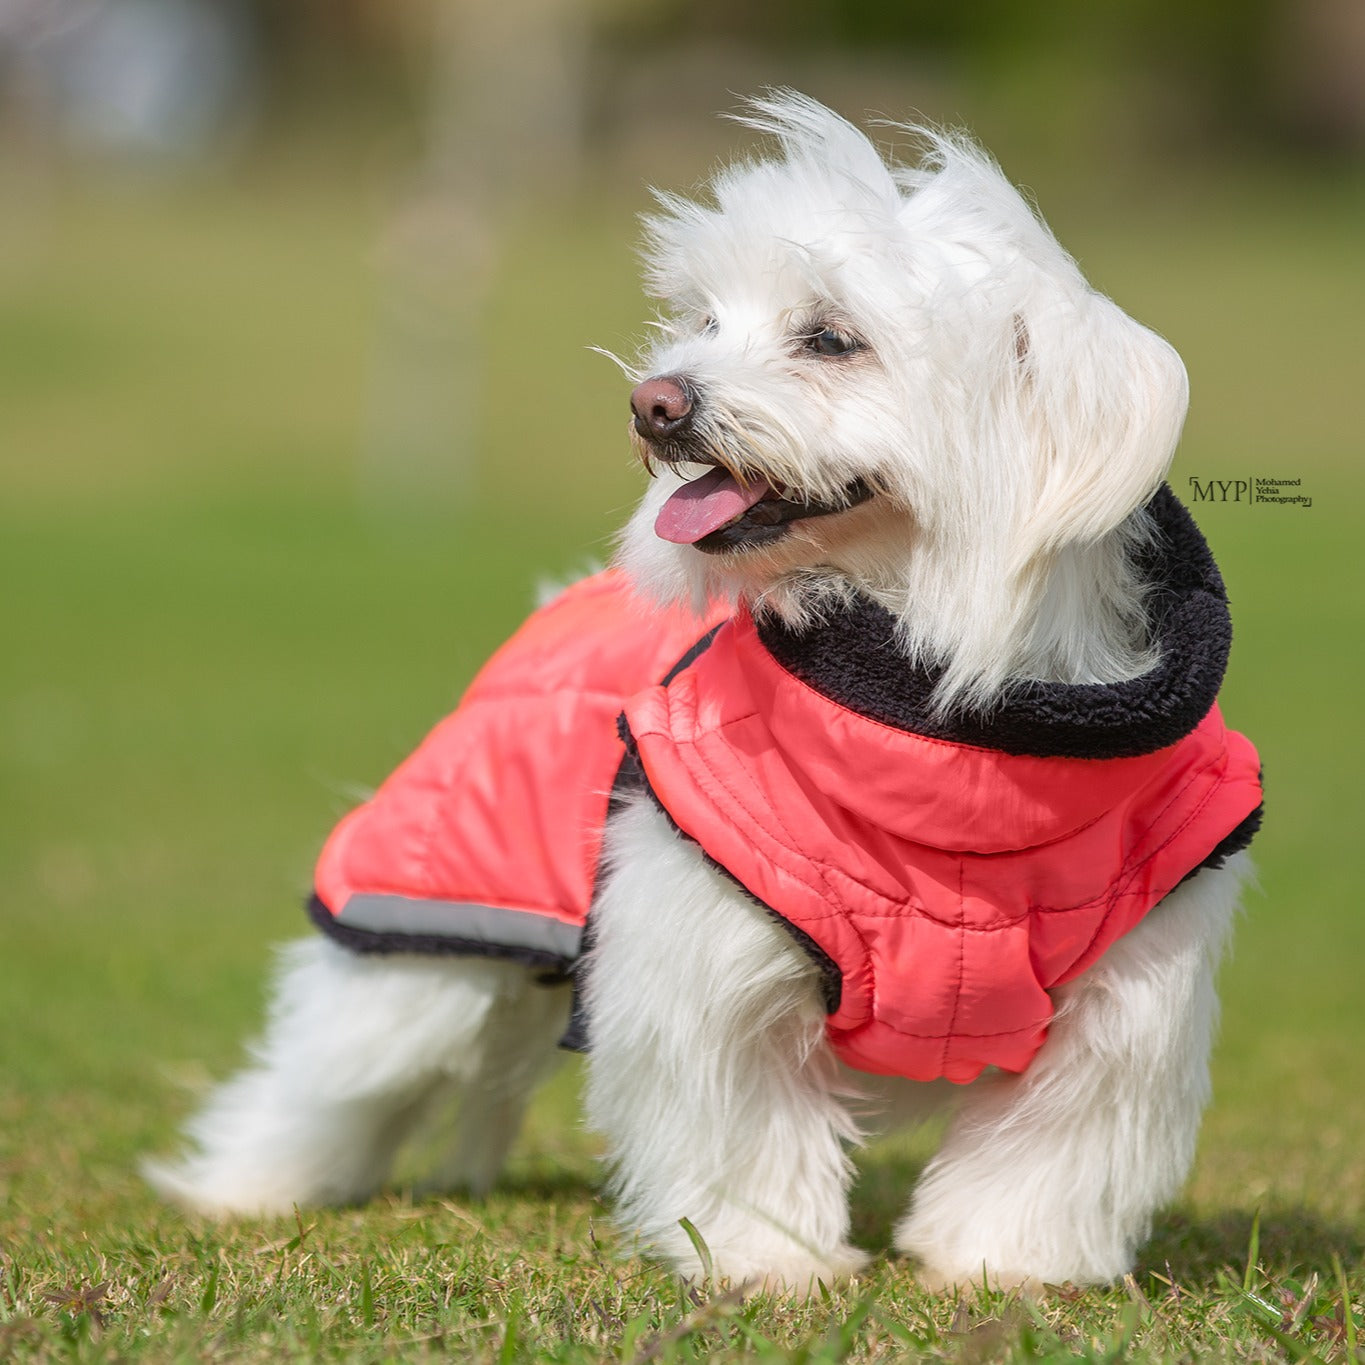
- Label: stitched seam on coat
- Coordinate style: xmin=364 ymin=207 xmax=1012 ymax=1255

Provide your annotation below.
xmin=671 ymin=717 xmax=882 ymax=1022
xmin=1015 ymin=747 xmax=1231 ymax=917
xmin=681 ymin=721 xmax=859 ymax=918
xmin=671 ymin=712 xmax=940 ymax=919
xmin=835 ymin=1017 xmax=1046 ymax=1041
xmin=1066 ymin=756 xmax=1230 ymax=971
xmin=937 ymin=861 xmax=968 ymax=1074
xmin=644 ymin=717 xmax=1241 ymax=931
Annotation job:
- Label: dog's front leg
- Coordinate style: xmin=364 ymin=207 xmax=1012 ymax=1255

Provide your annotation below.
xmin=896 ymin=855 xmax=1248 ymax=1290
xmin=585 ymin=797 xmax=867 ymax=1294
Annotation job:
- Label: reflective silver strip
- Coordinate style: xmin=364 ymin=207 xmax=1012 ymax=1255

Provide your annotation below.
xmin=334 ymin=894 xmax=584 ymax=960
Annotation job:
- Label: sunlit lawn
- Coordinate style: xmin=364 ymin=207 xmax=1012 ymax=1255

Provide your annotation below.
xmin=2 ymin=152 xmax=1362 ymax=1360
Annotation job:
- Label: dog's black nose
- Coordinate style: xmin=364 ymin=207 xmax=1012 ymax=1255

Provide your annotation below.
xmin=630 ymin=375 xmax=695 ymax=441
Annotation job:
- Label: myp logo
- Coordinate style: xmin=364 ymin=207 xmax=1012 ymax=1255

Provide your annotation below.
xmin=1186 ymin=475 xmax=1312 ymax=509
xmin=1188 ymin=477 xmax=1250 ymax=503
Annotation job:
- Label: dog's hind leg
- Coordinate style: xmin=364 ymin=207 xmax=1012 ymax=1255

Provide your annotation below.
xmin=585 ymin=798 xmax=867 ymax=1294
xmin=145 ymin=938 xmax=562 ymax=1216
xmin=895 ymin=855 xmax=1247 ymax=1289
xmin=418 ymin=969 xmax=572 ymax=1197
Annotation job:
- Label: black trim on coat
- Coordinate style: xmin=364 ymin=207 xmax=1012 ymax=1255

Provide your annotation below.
xmin=611 ymin=733 xmax=845 ymax=1016
xmin=756 ymin=484 xmax=1235 ymax=760
xmin=1178 ymin=799 xmax=1263 ymax=886
xmin=660 ymin=622 xmax=725 ymax=685
xmin=560 ymin=622 xmax=730 ymax=1051
xmin=615 ymin=720 xmax=1260 ymax=1013
xmin=310 ymin=482 xmax=1259 ymax=1035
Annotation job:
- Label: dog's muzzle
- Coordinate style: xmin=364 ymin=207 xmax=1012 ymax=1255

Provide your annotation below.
xmin=629 ymin=372 xmax=876 ymax=554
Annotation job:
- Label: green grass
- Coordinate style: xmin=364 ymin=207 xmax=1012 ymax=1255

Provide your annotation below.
xmin=2 ymin=154 xmax=1363 ymax=1360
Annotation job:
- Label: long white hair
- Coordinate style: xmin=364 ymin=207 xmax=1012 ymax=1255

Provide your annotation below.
xmin=615 ymin=91 xmax=1188 ymax=709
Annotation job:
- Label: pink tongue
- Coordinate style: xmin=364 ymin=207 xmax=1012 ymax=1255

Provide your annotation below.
xmin=655 ymin=467 xmax=772 ymax=544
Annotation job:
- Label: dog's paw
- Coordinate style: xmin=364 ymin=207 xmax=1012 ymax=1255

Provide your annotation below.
xmin=694 ymin=1245 xmax=870 ymax=1299
xmin=141 ymin=1154 xmax=305 ymax=1218
xmin=910 ymin=1261 xmax=1047 ymax=1297
xmin=895 ymin=1205 xmax=1122 ymax=1294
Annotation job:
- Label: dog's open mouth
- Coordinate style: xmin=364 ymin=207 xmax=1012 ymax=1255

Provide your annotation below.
xmin=655 ymin=466 xmax=875 ymax=554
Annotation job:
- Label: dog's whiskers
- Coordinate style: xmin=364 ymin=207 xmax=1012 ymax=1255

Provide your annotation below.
xmin=588 ymin=345 xmax=641 ymax=382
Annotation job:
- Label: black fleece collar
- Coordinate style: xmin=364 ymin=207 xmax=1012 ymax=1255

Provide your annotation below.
xmin=755 ymin=484 xmax=1232 ymax=760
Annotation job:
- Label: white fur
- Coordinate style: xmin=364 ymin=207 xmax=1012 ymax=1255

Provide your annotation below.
xmin=145 ymin=943 xmax=570 ymax=1214
xmin=584 ymin=797 xmax=867 ymax=1291
xmin=149 ymin=92 xmax=1248 ymax=1294
xmin=615 ymin=91 xmax=1186 ymax=709
xmin=895 ymin=852 xmax=1245 ymax=1288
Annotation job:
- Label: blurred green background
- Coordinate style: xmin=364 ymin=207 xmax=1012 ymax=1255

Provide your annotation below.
xmin=2 ymin=0 xmax=1362 ymax=1296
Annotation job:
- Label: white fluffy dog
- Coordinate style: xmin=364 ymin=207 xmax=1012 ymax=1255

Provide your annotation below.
xmin=148 ymin=92 xmax=1261 ymax=1293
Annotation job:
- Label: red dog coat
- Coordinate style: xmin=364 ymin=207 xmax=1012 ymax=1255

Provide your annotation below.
xmin=312 ymin=486 xmax=1262 ymax=1083
xmin=313 ymin=571 xmax=727 ymax=969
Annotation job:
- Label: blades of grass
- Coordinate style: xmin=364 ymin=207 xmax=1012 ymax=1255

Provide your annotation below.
xmin=731 ymin=1316 xmax=776 ymax=1352
xmin=1224 ymin=1278 xmax=1329 ymax=1365
xmin=1243 ymin=1209 xmax=1262 ymax=1292
xmin=497 ymin=1302 xmax=521 ymax=1365
xmin=283 ymin=1206 xmax=315 ymax=1255
xmin=0 ymin=1253 xmax=19 ymax=1312
xmin=677 ymin=1219 xmax=713 ymax=1288
xmin=1286 ymin=1272 xmax=1319 ymax=1332
xmin=1230 ymin=1283 xmax=1282 ymax=1328
xmin=631 ymin=1287 xmax=746 ymax=1365
xmin=359 ymin=1257 xmax=374 ymax=1329
xmin=199 ymin=1260 xmax=220 ymax=1316
xmin=824 ymin=1294 xmax=875 ymax=1361
xmin=1249 ymin=1314 xmax=1330 ymax=1365
xmin=619 ymin=1310 xmax=654 ymax=1362
xmin=866 ymin=1305 xmax=936 ymax=1352
xmin=1103 ymin=1301 xmax=1142 ymax=1363
xmin=1332 ymin=1253 xmax=1358 ymax=1356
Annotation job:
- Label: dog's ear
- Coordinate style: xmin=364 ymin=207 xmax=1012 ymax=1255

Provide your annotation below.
xmin=1011 ymin=288 xmax=1188 ymax=570
xmin=890 ymin=128 xmax=1186 ymax=568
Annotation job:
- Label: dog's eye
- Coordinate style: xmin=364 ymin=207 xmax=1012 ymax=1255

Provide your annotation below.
xmin=805 ymin=327 xmax=861 ymax=358
xmin=699 ymin=315 xmax=718 ymax=336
